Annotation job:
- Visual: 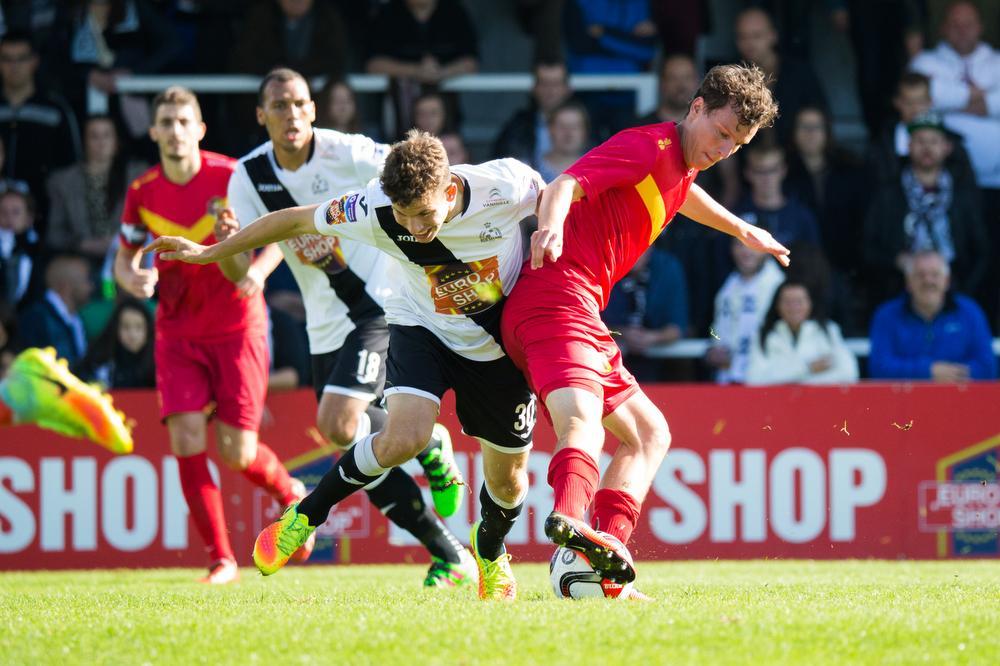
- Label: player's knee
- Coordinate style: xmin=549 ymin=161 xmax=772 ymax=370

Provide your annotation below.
xmin=169 ymin=426 xmax=205 ymax=457
xmin=217 ymin=442 xmax=254 ymax=470
xmin=317 ymin=409 xmax=359 ymax=449
xmin=642 ymin=413 xmax=671 ymax=461
xmin=376 ymin=423 xmax=432 ymax=467
xmin=484 ymin=466 xmax=529 ymax=506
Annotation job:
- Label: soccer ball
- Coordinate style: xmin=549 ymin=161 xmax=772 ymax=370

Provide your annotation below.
xmin=549 ymin=546 xmax=633 ymax=600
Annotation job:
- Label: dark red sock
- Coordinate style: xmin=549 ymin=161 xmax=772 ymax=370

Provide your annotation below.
xmin=242 ymin=442 xmax=296 ymax=505
xmin=0 ymin=400 xmax=13 ymax=426
xmin=548 ymin=447 xmax=600 ymax=520
xmin=177 ymin=452 xmax=234 ymax=562
xmin=591 ymin=488 xmax=642 ymax=544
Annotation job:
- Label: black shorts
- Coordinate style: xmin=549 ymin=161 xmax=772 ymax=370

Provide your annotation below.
xmin=310 ymin=317 xmax=389 ymax=403
xmin=383 ymin=324 xmax=535 ymax=452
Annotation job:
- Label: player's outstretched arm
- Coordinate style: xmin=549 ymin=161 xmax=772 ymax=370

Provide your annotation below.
xmin=679 ymin=183 xmax=790 ymax=267
xmin=145 ymin=205 xmax=320 ymax=264
xmin=531 ymin=173 xmax=584 ymax=269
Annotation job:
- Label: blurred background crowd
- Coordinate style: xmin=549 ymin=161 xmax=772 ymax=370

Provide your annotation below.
xmin=0 ymin=0 xmax=998 ymax=389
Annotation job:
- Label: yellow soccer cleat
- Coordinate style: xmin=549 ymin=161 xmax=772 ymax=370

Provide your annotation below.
xmin=286 ymin=479 xmax=317 ymax=564
xmin=469 ymin=521 xmax=516 ymax=601
xmin=0 ymin=347 xmax=133 ymax=454
xmin=253 ymin=503 xmax=316 ymax=576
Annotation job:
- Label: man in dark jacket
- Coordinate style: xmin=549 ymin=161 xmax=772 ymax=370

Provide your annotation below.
xmin=492 ymin=60 xmax=572 ymax=165
xmin=863 ymin=112 xmax=989 ymax=312
xmin=17 ymin=254 xmax=93 ymax=366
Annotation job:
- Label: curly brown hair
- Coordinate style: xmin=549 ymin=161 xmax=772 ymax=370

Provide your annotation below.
xmin=380 ymin=129 xmax=451 ymax=206
xmin=693 ymin=64 xmax=778 ymax=129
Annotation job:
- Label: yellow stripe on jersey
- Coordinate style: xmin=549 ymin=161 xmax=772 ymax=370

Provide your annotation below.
xmin=138 ymin=206 xmax=218 ymax=242
xmin=634 ymin=174 xmax=666 ymax=245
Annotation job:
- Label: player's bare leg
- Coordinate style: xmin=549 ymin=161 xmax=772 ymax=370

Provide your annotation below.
xmin=316 ymin=392 xmax=472 ymax=587
xmin=599 ymin=390 xmax=671 ymax=541
xmin=169 ymin=412 xmax=239 ymax=584
xmin=215 ymin=420 xmax=314 ymax=563
xmin=543 ymin=386 xmax=636 ymax=583
xmin=470 ymin=444 xmax=528 ymax=600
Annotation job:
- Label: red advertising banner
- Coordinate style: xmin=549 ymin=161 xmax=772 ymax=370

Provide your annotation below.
xmin=1 ymin=384 xmax=998 ymax=570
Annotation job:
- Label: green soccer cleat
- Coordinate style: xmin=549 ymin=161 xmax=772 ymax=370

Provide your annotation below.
xmin=469 ymin=521 xmax=516 ymax=601
xmin=418 ymin=423 xmax=465 ymax=517
xmin=423 ymin=549 xmax=477 ymax=588
xmin=0 ymin=347 xmax=133 ymax=454
xmin=252 ymin=503 xmax=316 ymax=576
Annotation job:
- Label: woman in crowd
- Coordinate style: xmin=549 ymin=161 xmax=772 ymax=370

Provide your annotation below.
xmin=746 ymin=281 xmax=858 ymax=386
xmin=77 ymin=297 xmax=155 ymax=389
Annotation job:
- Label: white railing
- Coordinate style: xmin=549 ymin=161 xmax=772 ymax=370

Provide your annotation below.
xmin=642 ymin=337 xmax=1000 ymax=359
xmin=87 ymin=72 xmax=658 ymax=115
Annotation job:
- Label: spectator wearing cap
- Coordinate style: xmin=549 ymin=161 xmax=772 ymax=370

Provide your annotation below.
xmin=863 ymin=112 xmax=989 ymax=313
xmin=869 ymin=250 xmax=996 ymax=381
xmin=868 ymin=71 xmax=976 ymax=189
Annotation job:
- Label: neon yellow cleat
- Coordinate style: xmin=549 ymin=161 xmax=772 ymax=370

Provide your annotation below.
xmin=418 ymin=423 xmax=465 ymax=517
xmin=286 ymin=479 xmax=317 ymax=564
xmin=0 ymin=347 xmax=133 ymax=454
xmin=469 ymin=521 xmax=516 ymax=601
xmin=253 ymin=503 xmax=316 ymax=576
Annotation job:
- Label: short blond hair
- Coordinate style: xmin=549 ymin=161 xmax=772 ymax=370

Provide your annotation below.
xmin=151 ymin=86 xmax=202 ymax=123
xmin=380 ymin=130 xmax=450 ymax=205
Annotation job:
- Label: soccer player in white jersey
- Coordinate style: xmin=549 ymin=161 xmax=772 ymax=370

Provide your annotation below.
xmin=147 ymin=131 xmax=544 ymax=600
xmin=226 ymin=69 xmax=474 ymax=587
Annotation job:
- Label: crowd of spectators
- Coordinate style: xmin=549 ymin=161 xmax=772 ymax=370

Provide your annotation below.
xmin=0 ymin=0 xmax=998 ymax=388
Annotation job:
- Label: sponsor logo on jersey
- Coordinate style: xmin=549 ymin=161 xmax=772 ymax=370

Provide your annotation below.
xmin=396 ymin=234 xmax=417 ymax=242
xmin=325 ymin=196 xmax=347 ymax=225
xmin=344 ymin=193 xmax=361 ymax=222
xmin=424 ymin=257 xmax=503 ymax=315
xmin=483 ymin=186 xmax=511 ymax=208
xmin=479 ymin=225 xmax=502 ymax=243
xmin=256 ymin=183 xmax=284 ymax=192
xmin=286 ymin=234 xmax=347 ymax=274
xmin=312 ymin=174 xmax=330 ymax=195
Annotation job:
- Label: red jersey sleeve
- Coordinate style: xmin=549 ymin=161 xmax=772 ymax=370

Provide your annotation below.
xmin=565 ymin=127 xmax=660 ymax=201
xmin=119 ymin=176 xmax=149 ymax=248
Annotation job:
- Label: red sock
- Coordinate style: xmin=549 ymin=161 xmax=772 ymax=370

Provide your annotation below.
xmin=177 ymin=452 xmax=234 ymax=562
xmin=591 ymin=488 xmax=642 ymax=544
xmin=548 ymin=447 xmax=600 ymax=520
xmin=0 ymin=400 xmax=12 ymax=427
xmin=242 ymin=442 xmax=296 ymax=505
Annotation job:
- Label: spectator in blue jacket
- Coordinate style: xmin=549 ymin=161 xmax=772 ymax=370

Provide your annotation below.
xmin=603 ymin=245 xmax=688 ymax=381
xmin=868 ymin=250 xmax=996 ymax=381
xmin=17 ymin=254 xmax=93 ymax=366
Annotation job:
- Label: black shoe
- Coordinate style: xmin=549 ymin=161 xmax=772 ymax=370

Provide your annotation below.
xmin=544 ymin=511 xmax=636 ymax=584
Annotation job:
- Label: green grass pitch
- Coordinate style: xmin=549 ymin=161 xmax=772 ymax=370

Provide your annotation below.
xmin=2 ymin=560 xmax=999 ymax=665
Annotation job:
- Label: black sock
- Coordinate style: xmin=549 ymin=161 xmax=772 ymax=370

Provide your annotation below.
xmin=297 ymin=446 xmax=381 ymax=526
xmin=476 ymin=483 xmax=523 ymax=561
xmin=365 ymin=404 xmax=387 ymax=434
xmin=366 ymin=467 xmax=464 ymax=564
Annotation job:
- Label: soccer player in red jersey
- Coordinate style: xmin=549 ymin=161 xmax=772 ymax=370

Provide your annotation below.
xmin=501 ymin=64 xmax=789 ymax=584
xmin=113 ymin=87 xmax=312 ymax=584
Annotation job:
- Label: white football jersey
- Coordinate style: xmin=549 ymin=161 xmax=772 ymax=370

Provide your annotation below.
xmin=228 ymin=128 xmax=397 ymax=354
xmin=311 ymin=159 xmax=544 ymax=361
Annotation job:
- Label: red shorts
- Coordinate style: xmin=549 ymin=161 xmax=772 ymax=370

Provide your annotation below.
xmin=501 ymin=274 xmax=639 ymax=418
xmin=154 ymin=331 xmax=269 ymax=431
